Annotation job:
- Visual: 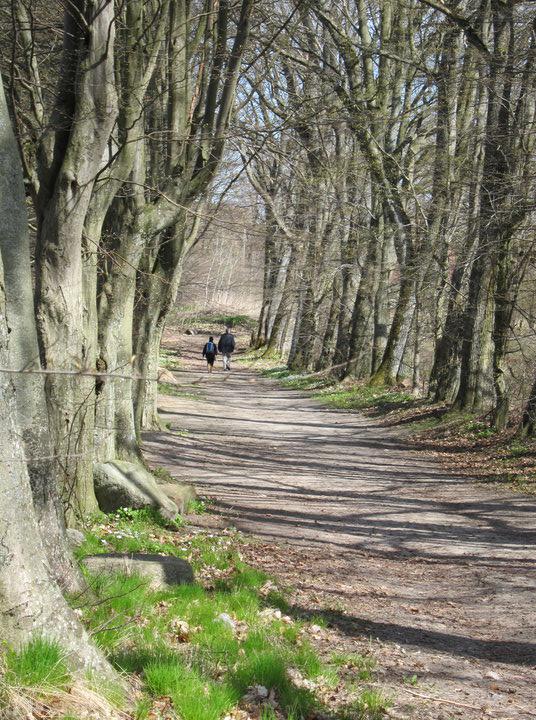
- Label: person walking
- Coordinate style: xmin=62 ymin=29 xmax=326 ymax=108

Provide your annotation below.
xmin=202 ymin=336 xmax=218 ymax=373
xmin=218 ymin=327 xmax=236 ymax=371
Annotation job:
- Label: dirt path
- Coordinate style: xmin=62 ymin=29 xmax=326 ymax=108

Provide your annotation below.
xmin=144 ymin=341 xmax=536 ymax=719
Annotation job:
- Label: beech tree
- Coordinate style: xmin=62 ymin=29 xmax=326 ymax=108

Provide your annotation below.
xmin=0 ymin=70 xmax=112 ymax=674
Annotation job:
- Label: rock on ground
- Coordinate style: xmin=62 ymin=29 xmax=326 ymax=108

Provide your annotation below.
xmin=158 ymin=367 xmax=178 ymax=384
xmin=156 ymin=481 xmax=196 ymax=514
xmin=93 ymin=460 xmax=178 ymax=519
xmin=82 ymin=553 xmax=194 ymax=589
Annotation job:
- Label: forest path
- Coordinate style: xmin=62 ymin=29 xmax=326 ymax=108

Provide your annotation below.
xmin=144 ymin=340 xmax=536 ymax=719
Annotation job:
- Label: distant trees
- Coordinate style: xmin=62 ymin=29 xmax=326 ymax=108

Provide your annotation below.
xmin=245 ymin=0 xmax=536 ymax=433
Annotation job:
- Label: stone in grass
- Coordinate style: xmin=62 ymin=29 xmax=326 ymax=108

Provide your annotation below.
xmin=93 ymin=460 xmax=178 ymax=520
xmin=83 ymin=553 xmax=194 ymax=589
xmin=156 ymin=481 xmax=197 ymax=514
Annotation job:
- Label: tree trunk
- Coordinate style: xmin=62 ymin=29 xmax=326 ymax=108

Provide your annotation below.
xmin=521 ymin=374 xmax=536 ymax=437
xmin=255 ymin=213 xmax=277 ymax=347
xmin=454 ymin=254 xmax=494 ymax=412
xmin=371 ymin=231 xmax=390 ymax=374
xmin=332 ymin=258 xmax=358 ymax=371
xmin=133 ymin=224 xmax=188 ymax=432
xmin=395 ymin=291 xmax=417 ymax=383
xmin=370 ymin=264 xmax=416 ymax=387
xmin=34 ymin=0 xmax=118 ymax=520
xmin=0 ymin=87 xmax=112 ymax=676
xmin=97 ymin=212 xmax=147 ymax=462
xmin=316 ymin=275 xmax=341 ymax=370
xmin=454 ymin=2 xmax=520 ymax=415
xmin=0 ymin=77 xmax=82 ymax=590
xmin=345 ymin=198 xmax=382 ymax=379
xmin=429 ymin=261 xmax=466 ymax=403
xmin=0 ymin=277 xmax=112 ymax=676
xmin=265 ymin=246 xmax=296 ymax=356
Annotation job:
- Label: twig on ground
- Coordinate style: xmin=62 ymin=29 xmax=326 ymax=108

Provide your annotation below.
xmin=399 ymin=687 xmax=485 ymax=711
xmin=399 ymin=686 xmax=536 ymax=717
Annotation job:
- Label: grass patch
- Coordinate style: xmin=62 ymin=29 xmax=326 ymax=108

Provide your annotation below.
xmin=283 ymin=374 xmax=335 ymax=391
xmin=350 ymin=689 xmax=392 ymax=719
xmin=465 ymin=420 xmax=496 ymax=439
xmin=4 ymin=638 xmax=71 ymax=691
xmin=145 ymin=661 xmax=239 ymax=720
xmin=504 ymin=440 xmax=530 ymax=459
xmin=186 ymin=497 xmax=208 ymax=514
xmin=330 ymin=652 xmax=376 ymax=681
xmin=159 ymin=347 xmax=182 ymax=371
xmin=158 ymin=382 xmax=202 ymax=400
xmin=237 ymin=347 xmax=284 ymax=371
xmin=259 ymin=367 xmax=412 ymax=409
xmin=76 ymin=511 xmax=235 ymax=570
xmin=317 ymin=384 xmax=413 ymax=412
xmin=151 ymin=465 xmax=174 ymax=483
xmin=63 ymin=511 xmax=387 ymax=720
xmin=260 ymin=366 xmax=291 ymax=379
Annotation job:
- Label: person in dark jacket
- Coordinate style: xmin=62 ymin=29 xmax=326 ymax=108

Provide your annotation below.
xmin=218 ymin=327 xmax=236 ymax=371
xmin=202 ymin=336 xmax=218 ymax=373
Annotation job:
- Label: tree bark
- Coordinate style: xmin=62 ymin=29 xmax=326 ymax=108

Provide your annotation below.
xmin=0 ymin=77 xmax=112 ymax=677
xmin=34 ymin=0 xmax=118 ymax=520
xmin=0 ymin=74 xmax=82 ymax=589
xmin=0 ymin=261 xmax=113 ymax=676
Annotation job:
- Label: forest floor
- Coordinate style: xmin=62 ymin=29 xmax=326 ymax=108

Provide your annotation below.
xmin=144 ymin=332 xmax=536 ymax=720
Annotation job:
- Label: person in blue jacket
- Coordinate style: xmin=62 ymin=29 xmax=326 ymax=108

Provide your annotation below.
xmin=202 ymin=336 xmax=218 ymax=373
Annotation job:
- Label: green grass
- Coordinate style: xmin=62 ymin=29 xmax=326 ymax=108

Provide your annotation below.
xmin=504 ymin=440 xmax=529 ymax=459
xmin=330 ymin=652 xmax=376 ymax=681
xmin=158 ymin=382 xmax=202 ymax=400
xmin=81 ymin=569 xmax=324 ymax=718
xmin=465 ymin=420 xmax=496 ymax=438
xmin=67 ymin=510 xmax=391 ymax=720
xmin=76 ymin=511 xmax=236 ymax=571
xmin=145 ymin=661 xmax=240 ymax=720
xmin=236 ymin=347 xmax=284 ymax=370
xmin=36 ymin=505 xmax=393 ymax=720
xmin=4 ymin=638 xmax=71 ymax=691
xmin=186 ymin=498 xmax=208 ymax=514
xmin=151 ymin=465 xmax=174 ymax=483
xmin=159 ymin=347 xmax=182 ymax=371
xmin=283 ymin=375 xmax=335 ymax=391
xmin=260 ymin=367 xmax=414 ymax=413
xmin=399 ymin=408 xmax=473 ymax=433
xmin=350 ymin=689 xmax=392 ymax=719
xmin=260 ymin=366 xmax=292 ymax=379
xmin=316 ymin=384 xmax=413 ymax=412
xmin=258 ymin=366 xmax=336 ymax=391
